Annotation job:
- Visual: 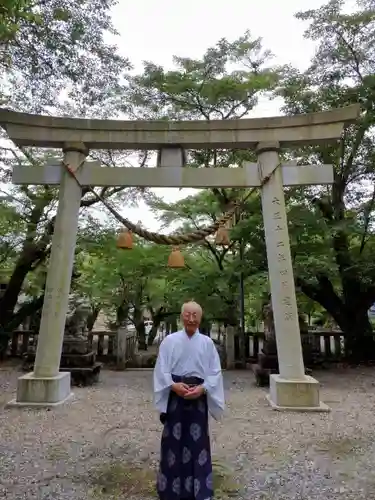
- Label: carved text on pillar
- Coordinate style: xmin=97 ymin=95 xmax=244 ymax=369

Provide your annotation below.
xmin=270 ymin=196 xmax=296 ymax=323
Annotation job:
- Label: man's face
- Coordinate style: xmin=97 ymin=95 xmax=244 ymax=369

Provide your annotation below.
xmin=182 ymin=307 xmax=201 ymax=335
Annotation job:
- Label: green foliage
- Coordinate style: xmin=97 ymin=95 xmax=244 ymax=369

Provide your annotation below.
xmin=1 ymin=0 xmax=131 ymax=111
xmin=269 ymin=0 xmax=375 ymax=359
xmin=0 ymin=0 xmax=36 ymax=47
xmin=0 ymin=0 xmax=134 ymax=332
xmin=75 ymin=231 xmax=171 ymax=318
xmin=74 ymin=226 xmax=232 ymax=327
xmin=279 ymin=0 xmax=375 ymax=287
xmin=125 ymin=31 xmax=279 ymax=121
xmin=124 ymin=30 xmax=282 ymax=210
xmin=0 ymin=199 xmax=25 ymax=270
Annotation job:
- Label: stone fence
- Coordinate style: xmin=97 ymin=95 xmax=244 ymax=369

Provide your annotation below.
xmin=226 ymin=329 xmax=345 ymax=368
xmin=5 ymin=328 xmax=344 ymax=369
xmin=5 ymin=329 xmax=137 ymax=365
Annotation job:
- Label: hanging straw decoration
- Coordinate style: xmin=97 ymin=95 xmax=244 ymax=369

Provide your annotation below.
xmin=215 ymin=224 xmax=230 ymax=246
xmin=167 ymin=246 xmax=185 ymax=268
xmin=116 ymin=229 xmax=133 ymax=250
xmin=215 ymin=215 xmax=233 ymax=246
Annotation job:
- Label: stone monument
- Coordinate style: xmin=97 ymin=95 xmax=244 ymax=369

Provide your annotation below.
xmin=23 ymin=295 xmax=102 ymax=386
xmin=0 ymin=104 xmax=360 ymax=410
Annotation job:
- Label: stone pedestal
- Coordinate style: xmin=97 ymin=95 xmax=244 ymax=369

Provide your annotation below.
xmin=253 ymin=339 xmax=312 ymax=387
xmin=61 ymin=342 xmax=102 ymax=386
xmin=267 ymin=374 xmax=330 ymax=412
xmin=23 ymin=339 xmax=102 ymax=387
xmin=253 ymin=349 xmax=279 ymax=387
xmin=7 ymin=372 xmax=72 ymax=407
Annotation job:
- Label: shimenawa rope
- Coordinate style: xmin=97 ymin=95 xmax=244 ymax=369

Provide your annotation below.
xmin=61 ymin=160 xmax=279 ymax=246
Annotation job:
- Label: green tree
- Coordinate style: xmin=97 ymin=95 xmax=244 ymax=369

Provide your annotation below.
xmin=1 ymin=0 xmax=130 ymax=108
xmin=125 ymin=30 xmax=279 ymax=120
xmin=276 ymin=0 xmax=375 ymax=361
xmin=75 ymin=228 xmax=176 ymax=349
xmin=0 ymin=0 xmax=34 ymax=47
xmin=148 ymin=189 xmax=266 ymax=328
xmin=124 ymin=30 xmax=282 ymax=183
xmin=0 ymin=0 xmax=134 ymax=335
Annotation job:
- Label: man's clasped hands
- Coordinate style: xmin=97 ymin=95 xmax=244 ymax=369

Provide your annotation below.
xmin=171 ymin=382 xmax=205 ymax=399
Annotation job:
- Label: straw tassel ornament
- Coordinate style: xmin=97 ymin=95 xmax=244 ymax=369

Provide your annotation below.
xmin=116 ymin=230 xmax=133 ymax=249
xmin=215 ymin=224 xmax=230 ymax=246
xmin=167 ymin=246 xmax=185 ymax=268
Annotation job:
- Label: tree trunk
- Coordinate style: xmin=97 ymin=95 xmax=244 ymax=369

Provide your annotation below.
xmin=170 ymin=316 xmax=178 ymax=332
xmin=217 ymin=325 xmax=222 ymax=344
xmin=0 ymin=254 xmax=41 ymax=328
xmin=310 ymin=180 xmax=375 ymax=362
xmin=337 ymin=307 xmax=375 ymax=363
xmin=0 ymin=294 xmax=45 ymax=359
xmin=147 ymin=324 xmax=159 ymax=346
xmin=29 ymin=308 xmax=42 ymax=332
xmin=298 ymin=275 xmax=375 ymax=363
xmin=147 ymin=308 xmax=178 ymax=346
xmin=0 ymin=199 xmax=52 ymax=328
xmin=87 ymin=306 xmax=101 ymax=332
xmin=148 ymin=316 xmax=171 ymax=345
xmin=199 ymin=318 xmax=211 ymax=336
xmin=116 ymin=301 xmax=129 ymax=327
xmin=137 ymin=320 xmax=147 ymax=350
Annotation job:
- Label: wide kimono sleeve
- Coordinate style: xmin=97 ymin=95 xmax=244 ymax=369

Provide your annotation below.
xmin=153 ymin=337 xmax=174 ymax=414
xmin=203 ymin=339 xmax=225 ymax=420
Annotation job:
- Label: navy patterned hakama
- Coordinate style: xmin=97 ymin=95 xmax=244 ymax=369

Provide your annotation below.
xmin=157 ymin=375 xmax=213 ymax=500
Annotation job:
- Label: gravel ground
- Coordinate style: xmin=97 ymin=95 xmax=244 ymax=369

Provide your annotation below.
xmin=1 ymin=366 xmax=375 ymax=499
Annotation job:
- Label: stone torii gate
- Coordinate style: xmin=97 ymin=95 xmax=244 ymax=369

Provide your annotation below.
xmin=0 ymin=105 xmax=359 ymax=411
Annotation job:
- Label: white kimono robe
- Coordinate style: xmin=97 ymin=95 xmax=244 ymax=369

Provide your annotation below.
xmin=153 ymin=330 xmax=225 ymax=420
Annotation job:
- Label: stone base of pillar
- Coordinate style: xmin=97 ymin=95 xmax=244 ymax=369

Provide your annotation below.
xmin=7 ymin=372 xmax=73 ymax=408
xmin=267 ymin=374 xmax=330 ymax=412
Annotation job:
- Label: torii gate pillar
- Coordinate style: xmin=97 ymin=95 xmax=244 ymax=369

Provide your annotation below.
xmin=257 ymin=142 xmax=329 ymax=411
xmin=8 ymin=143 xmax=88 ymax=407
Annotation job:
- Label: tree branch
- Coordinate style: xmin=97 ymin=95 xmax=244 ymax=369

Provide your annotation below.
xmin=296 ymin=274 xmax=344 ymax=323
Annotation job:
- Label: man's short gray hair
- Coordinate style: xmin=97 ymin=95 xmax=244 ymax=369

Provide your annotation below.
xmin=181 ymin=301 xmax=203 ymax=316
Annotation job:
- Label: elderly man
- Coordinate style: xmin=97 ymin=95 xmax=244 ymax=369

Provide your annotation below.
xmin=153 ymin=301 xmax=225 ymax=500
